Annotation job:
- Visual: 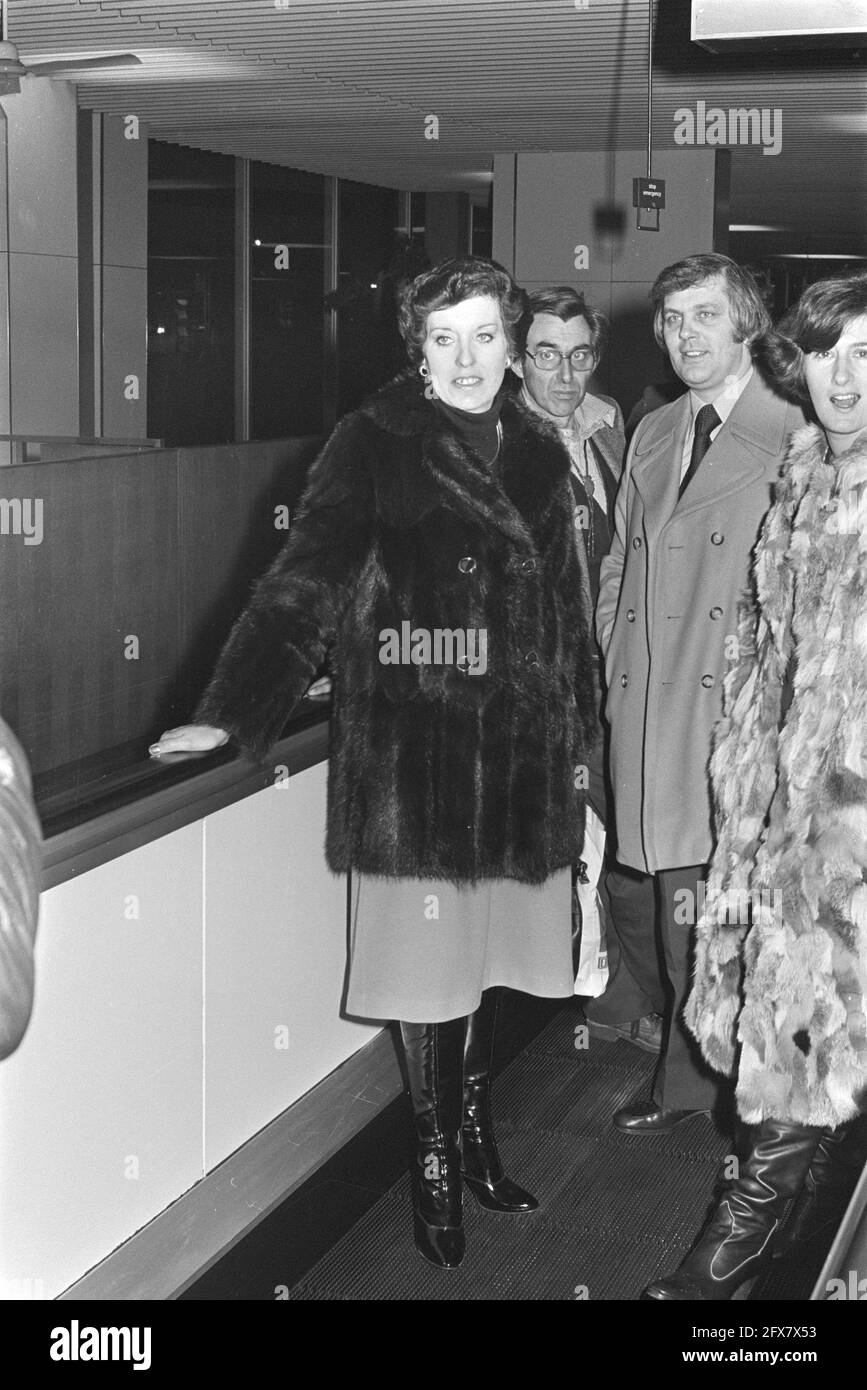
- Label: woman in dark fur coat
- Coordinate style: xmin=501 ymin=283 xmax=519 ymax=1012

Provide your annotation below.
xmin=645 ymin=271 xmax=867 ymax=1301
xmin=151 ymin=257 xmax=599 ymax=1269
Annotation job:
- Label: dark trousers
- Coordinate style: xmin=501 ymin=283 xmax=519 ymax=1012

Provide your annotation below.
xmin=582 ymin=727 xmax=660 ymax=1026
xmin=586 ymin=861 xmax=664 ymax=1024
xmin=651 ymin=863 xmax=721 ymax=1112
xmin=589 ymin=859 xmax=721 ymax=1110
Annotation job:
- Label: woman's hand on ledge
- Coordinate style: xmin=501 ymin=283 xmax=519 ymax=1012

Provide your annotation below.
xmin=149 ymin=725 xmax=230 ymax=758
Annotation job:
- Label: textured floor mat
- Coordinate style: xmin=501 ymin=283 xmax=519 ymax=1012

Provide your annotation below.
xmin=287 ymin=1014 xmax=737 ymax=1300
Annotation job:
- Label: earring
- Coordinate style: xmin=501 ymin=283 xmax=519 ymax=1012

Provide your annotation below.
xmin=419 ymin=361 xmax=436 ymax=400
xmin=505 ymin=357 xmax=512 ymax=368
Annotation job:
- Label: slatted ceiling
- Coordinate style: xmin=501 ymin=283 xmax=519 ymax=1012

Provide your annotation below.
xmin=8 ymin=0 xmax=867 ymax=246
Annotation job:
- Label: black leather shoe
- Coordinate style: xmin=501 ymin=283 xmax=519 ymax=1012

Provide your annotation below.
xmin=400 ymin=1018 xmax=467 ymax=1269
xmin=613 ymin=1103 xmax=702 ymax=1133
xmin=461 ymin=989 xmax=539 ymax=1214
xmin=643 ymin=1118 xmax=825 ymax=1300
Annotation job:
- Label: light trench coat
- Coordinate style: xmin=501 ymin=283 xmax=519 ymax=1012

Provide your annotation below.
xmin=596 ymin=369 xmax=804 ymax=873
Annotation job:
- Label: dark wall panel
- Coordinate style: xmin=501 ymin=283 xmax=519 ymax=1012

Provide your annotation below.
xmin=0 ymin=438 xmax=321 ymax=777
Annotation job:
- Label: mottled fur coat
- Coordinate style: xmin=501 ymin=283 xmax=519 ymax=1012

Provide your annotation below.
xmin=196 ymin=372 xmax=598 ymax=885
xmin=685 ymin=423 xmax=867 ymax=1126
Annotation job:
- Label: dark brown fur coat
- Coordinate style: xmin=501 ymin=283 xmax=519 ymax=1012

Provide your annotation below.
xmin=196 ymin=373 xmax=598 ymax=885
xmin=685 ymin=423 xmax=867 ymax=1125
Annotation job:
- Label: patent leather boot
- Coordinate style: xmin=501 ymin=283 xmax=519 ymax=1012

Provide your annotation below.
xmin=399 ymin=1018 xmax=466 ymax=1269
xmin=643 ymin=1118 xmax=824 ymax=1300
xmin=774 ymin=1112 xmax=867 ymax=1257
xmin=461 ymin=988 xmax=539 ymax=1213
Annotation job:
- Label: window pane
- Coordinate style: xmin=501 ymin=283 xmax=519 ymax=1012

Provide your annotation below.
xmin=336 ymin=181 xmax=410 ymax=416
xmin=147 ymin=141 xmax=236 ymax=446
xmin=250 ymin=162 xmax=327 ymax=439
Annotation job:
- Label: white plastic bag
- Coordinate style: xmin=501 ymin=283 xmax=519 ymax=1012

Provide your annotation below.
xmin=573 ymin=806 xmax=609 ymax=997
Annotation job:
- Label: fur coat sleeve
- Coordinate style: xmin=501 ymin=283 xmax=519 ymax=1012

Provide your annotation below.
xmin=0 ymin=717 xmax=41 ymax=1061
xmin=195 ymin=413 xmax=375 ymax=756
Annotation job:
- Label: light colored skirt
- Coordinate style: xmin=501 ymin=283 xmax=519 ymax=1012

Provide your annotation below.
xmin=344 ymin=867 xmax=574 ymax=1023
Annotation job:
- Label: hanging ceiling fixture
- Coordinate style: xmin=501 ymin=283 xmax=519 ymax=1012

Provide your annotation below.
xmin=0 ymin=0 xmax=141 ymax=96
xmin=633 ymin=0 xmax=664 ymax=232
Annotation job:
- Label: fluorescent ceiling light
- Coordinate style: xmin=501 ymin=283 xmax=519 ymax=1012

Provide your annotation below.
xmin=771 ymin=253 xmax=867 ymax=260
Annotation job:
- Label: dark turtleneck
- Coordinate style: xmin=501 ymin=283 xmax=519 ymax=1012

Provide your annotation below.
xmin=432 ymin=391 xmax=505 ymax=466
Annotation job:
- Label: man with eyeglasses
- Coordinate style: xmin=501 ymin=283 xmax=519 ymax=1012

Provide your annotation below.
xmin=512 ymin=286 xmax=663 ymax=1057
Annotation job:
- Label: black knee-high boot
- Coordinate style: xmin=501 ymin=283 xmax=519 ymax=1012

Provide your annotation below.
xmin=643 ymin=1118 xmax=825 ymax=1300
xmin=774 ymin=1112 xmax=867 ymax=1256
xmin=461 ymin=988 xmax=539 ymax=1213
xmin=399 ymin=1018 xmax=467 ymax=1269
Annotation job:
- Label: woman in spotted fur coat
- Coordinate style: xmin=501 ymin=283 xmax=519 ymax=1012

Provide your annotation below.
xmin=646 ymin=272 xmax=867 ymax=1301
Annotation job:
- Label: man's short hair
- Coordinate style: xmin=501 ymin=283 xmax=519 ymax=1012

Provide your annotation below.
xmin=520 ymin=286 xmax=610 ymax=362
xmin=650 ymin=253 xmax=770 ymax=351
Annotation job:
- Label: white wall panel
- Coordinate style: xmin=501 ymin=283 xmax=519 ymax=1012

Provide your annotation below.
xmin=514 ymin=152 xmax=614 ymax=285
xmin=100 ymin=264 xmax=147 ymax=439
xmin=203 ymin=764 xmax=380 ymax=1173
xmin=101 ymin=114 xmax=148 ymax=271
xmin=4 ymin=79 xmax=77 ymax=258
xmin=9 ymin=251 xmax=79 ymax=436
xmin=0 ymin=822 xmax=203 ymax=1300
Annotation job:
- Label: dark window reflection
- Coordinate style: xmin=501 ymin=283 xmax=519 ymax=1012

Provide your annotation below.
xmin=251 ymin=162 xmax=328 ymax=439
xmin=334 ymin=182 xmax=429 ymax=416
xmin=471 ymin=198 xmax=492 ymax=259
xmin=147 ymin=141 xmax=235 ymax=446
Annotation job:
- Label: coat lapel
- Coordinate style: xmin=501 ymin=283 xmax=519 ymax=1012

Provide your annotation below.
xmin=586 ymin=395 xmax=626 ymax=486
xmin=674 ymin=371 xmax=786 ymax=516
xmin=629 ymin=371 xmax=791 ymax=528
xmin=362 ymin=375 xmax=567 ymax=550
xmin=629 ymin=396 xmax=689 ymax=539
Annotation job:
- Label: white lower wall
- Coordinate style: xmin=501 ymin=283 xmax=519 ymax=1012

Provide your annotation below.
xmin=203 ymin=765 xmax=380 ymax=1171
xmin=0 ymin=759 xmax=379 ymax=1299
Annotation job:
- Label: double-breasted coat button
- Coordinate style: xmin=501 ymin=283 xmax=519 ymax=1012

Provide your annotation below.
xmin=524 ymin=651 xmax=540 ymax=668
xmin=458 ymin=555 xmax=477 ymax=574
xmin=456 ymin=656 xmax=472 ymax=674
xmin=701 ymin=674 xmax=714 ymax=688
xmin=711 ymin=532 xmax=724 ymax=546
xmin=620 ymin=673 xmax=628 ymax=688
xmin=632 ymin=537 xmax=642 ymax=549
xmin=520 ymin=557 xmax=537 ymax=575
xmin=626 ymin=609 xmax=636 ymax=622
xmin=709 ymin=606 xmax=723 ymax=620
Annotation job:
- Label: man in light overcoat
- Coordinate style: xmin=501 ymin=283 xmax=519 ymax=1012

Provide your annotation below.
xmin=596 ymin=253 xmax=805 ymax=1131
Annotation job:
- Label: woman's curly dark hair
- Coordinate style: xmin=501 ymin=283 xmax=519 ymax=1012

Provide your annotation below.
xmin=753 ymin=271 xmax=867 ymax=404
xmin=397 ymin=256 xmax=528 ymax=365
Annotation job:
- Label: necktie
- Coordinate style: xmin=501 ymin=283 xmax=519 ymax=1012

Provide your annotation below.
xmin=679 ymin=403 xmax=720 ymax=498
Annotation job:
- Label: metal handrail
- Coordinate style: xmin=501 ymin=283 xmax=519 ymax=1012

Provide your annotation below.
xmin=0 ymin=434 xmax=164 ymax=464
xmin=811 ymin=1152 xmax=867 ymax=1299
xmin=0 ymin=433 xmax=162 ymax=446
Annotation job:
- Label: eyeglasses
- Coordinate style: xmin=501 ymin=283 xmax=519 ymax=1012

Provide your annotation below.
xmin=525 ymin=347 xmax=595 ymax=371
